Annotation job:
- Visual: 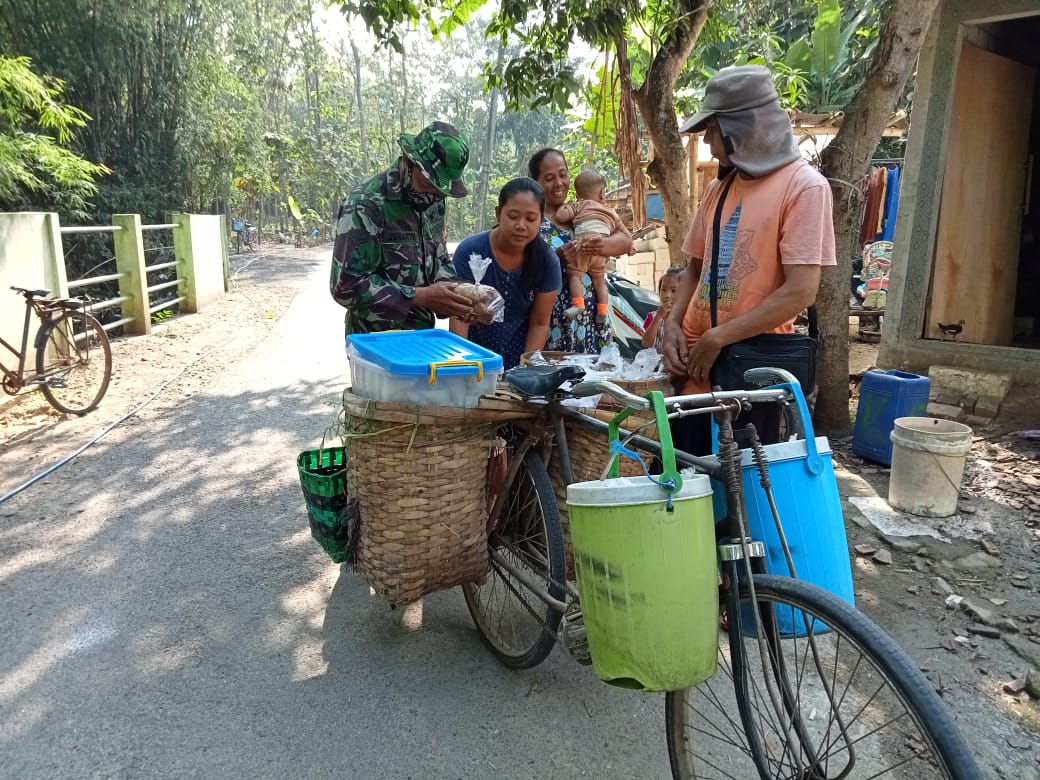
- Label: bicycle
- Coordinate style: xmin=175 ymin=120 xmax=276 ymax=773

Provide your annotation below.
xmin=0 ymin=286 xmax=112 ymax=415
xmin=231 ymin=220 xmax=256 ymax=253
xmin=462 ymin=365 xmax=981 ymax=779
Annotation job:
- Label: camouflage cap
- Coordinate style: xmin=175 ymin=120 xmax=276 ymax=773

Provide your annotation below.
xmin=398 ymin=121 xmax=470 ymax=198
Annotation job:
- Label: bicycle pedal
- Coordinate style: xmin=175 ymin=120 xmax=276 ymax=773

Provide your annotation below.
xmin=558 ymin=610 xmax=593 ymax=666
xmin=45 ymin=377 xmax=68 ymax=389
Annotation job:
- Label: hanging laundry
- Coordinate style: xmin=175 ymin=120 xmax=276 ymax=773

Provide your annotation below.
xmin=879 ymin=166 xmax=900 ymax=242
xmin=858 ymin=167 xmax=888 ymax=247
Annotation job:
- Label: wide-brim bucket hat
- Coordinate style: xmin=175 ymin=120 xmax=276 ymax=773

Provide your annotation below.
xmin=398 ymin=121 xmax=470 ymax=198
xmin=679 ymin=65 xmax=781 ymax=134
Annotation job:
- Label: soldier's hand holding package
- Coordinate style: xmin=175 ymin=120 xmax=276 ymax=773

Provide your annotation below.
xmin=413 ymin=282 xmax=476 ymax=320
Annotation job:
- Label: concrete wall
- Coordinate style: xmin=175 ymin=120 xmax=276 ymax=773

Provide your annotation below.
xmin=0 ymin=213 xmax=66 ymax=365
xmin=615 ymin=228 xmax=671 ymax=291
xmin=879 ymin=0 xmax=1040 ymax=383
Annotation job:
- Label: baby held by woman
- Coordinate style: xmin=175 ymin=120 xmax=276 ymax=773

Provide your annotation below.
xmin=555 ymin=169 xmax=629 ymax=324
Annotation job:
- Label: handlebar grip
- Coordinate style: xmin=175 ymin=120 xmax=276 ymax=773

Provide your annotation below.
xmin=570 ymin=381 xmax=652 ymax=410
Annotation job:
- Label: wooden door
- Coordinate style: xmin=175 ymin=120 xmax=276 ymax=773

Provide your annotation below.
xmin=927 ymin=41 xmax=1035 ymax=345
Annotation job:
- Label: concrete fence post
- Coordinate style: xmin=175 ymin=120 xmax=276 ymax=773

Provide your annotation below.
xmin=172 ymin=212 xmax=198 ymax=313
xmin=42 ymin=213 xmax=69 ymax=298
xmin=220 ymin=215 xmax=230 ymax=293
xmin=0 ymin=212 xmax=67 ymax=357
xmin=173 ymin=213 xmax=226 ymax=313
xmin=112 ymin=213 xmax=151 ymax=336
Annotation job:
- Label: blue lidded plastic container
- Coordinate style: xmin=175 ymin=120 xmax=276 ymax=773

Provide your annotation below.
xmin=346 ymin=330 xmax=503 ymax=407
xmin=708 ymin=384 xmax=855 ymax=635
xmin=852 ymin=370 xmax=931 ymax=465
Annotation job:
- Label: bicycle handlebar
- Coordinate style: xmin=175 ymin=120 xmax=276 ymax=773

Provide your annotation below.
xmin=570 ymin=380 xmax=794 ymax=412
xmin=570 ymin=381 xmax=652 ymax=409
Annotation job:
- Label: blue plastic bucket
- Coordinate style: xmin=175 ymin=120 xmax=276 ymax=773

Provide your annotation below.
xmin=708 ymin=384 xmax=854 ymax=636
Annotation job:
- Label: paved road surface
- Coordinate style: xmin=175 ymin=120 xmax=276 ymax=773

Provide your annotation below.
xmin=0 ymin=250 xmax=672 ymax=778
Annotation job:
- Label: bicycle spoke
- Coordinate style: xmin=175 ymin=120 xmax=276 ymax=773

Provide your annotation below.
xmin=667 ymin=575 xmax=975 ymax=779
xmin=463 ymin=450 xmax=565 ymax=669
xmin=37 ymin=310 xmax=111 ymax=415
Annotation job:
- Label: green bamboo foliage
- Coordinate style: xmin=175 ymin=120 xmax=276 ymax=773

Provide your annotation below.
xmin=0 ymin=55 xmax=108 ymax=219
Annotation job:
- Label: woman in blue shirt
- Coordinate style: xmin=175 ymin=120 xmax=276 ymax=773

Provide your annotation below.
xmin=449 ymin=178 xmax=562 ymax=368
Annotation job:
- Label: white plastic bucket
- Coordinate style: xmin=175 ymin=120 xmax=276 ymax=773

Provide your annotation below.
xmin=888 ymin=417 xmax=973 ymax=518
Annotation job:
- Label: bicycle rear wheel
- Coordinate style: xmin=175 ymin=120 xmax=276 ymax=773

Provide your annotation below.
xmin=462 ymin=449 xmax=566 ymax=669
xmin=666 ymin=574 xmax=981 ymax=779
xmin=36 ymin=310 xmax=112 ymax=415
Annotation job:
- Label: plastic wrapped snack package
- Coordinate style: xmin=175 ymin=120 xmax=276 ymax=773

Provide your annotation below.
xmin=458 ymin=254 xmax=506 ymax=324
xmin=594 ymin=343 xmax=623 ymax=372
xmin=544 ymin=347 xmax=666 ymax=383
xmin=625 ymin=348 xmax=665 ymax=380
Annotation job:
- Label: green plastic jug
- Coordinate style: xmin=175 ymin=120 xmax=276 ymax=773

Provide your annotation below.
xmin=565 ymin=391 xmax=719 ymax=692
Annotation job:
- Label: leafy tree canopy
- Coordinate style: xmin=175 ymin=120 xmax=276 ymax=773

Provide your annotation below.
xmin=0 ymin=55 xmax=108 ymax=219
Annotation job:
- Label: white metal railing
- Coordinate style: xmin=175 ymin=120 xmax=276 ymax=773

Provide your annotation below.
xmin=60 ymin=220 xmax=185 ymax=333
xmin=143 ymin=225 xmax=184 ymax=317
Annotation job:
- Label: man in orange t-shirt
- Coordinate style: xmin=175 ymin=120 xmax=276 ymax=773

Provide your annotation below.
xmin=660 ymin=65 xmax=836 ymax=454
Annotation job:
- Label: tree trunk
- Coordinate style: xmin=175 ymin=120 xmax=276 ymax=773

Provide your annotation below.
xmin=614 ymin=36 xmax=646 ymax=230
xmin=398 ymin=47 xmax=407 ymax=136
xmin=632 ymin=0 xmax=711 ymax=266
xmin=349 ymin=37 xmax=369 ymax=172
xmin=308 ymin=11 xmax=322 ymax=147
xmin=477 ymin=43 xmax=505 ymax=231
xmin=815 ymin=0 xmax=941 ymax=434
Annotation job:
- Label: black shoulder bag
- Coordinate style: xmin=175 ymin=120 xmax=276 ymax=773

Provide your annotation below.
xmin=707 ymin=174 xmax=819 ymax=394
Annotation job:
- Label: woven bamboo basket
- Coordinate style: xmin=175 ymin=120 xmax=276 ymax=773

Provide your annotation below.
xmin=548 ymin=405 xmax=661 ymax=577
xmin=341 ymin=389 xmax=521 ymax=605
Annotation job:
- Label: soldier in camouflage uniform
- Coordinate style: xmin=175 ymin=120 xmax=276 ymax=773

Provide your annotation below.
xmin=330 ymin=121 xmax=475 ymax=335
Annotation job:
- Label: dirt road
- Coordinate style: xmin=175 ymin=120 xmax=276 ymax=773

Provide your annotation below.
xmin=0 ymin=247 xmax=673 ymax=778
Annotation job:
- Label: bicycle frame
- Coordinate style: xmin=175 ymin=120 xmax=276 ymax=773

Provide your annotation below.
xmin=475 ymin=376 xmax=970 ymax=778
xmin=0 ymin=294 xmax=43 ymax=390
xmin=484 ymin=383 xmax=794 ymax=618
xmin=1 ymin=292 xmax=88 ymax=393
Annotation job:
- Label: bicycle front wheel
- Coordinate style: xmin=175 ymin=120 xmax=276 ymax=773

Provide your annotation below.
xmin=666 ymin=574 xmax=981 ymax=779
xmin=462 ymin=449 xmax=566 ymax=669
xmin=36 ymin=310 xmax=112 ymax=415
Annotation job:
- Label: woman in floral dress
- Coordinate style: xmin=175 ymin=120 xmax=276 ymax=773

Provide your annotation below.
xmin=528 ymin=148 xmax=634 ymax=354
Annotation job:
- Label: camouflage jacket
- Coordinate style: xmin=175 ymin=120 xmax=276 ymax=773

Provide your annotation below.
xmin=330 ymin=168 xmax=457 ymax=334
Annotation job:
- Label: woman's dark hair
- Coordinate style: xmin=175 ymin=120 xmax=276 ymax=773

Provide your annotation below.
xmin=496 ymin=176 xmax=546 ymax=294
xmin=498 ymin=176 xmax=545 ymax=210
xmin=527 ymin=147 xmax=566 ymax=180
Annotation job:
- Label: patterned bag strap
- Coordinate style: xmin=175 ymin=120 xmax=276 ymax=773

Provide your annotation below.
xmin=709 ymin=173 xmax=738 ymax=329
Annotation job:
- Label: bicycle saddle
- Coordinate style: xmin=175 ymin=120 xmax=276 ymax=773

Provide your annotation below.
xmin=11 ymin=286 xmax=50 ymax=298
xmin=503 ymin=365 xmax=585 ymax=397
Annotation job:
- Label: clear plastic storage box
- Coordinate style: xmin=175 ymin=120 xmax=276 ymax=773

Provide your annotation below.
xmin=346 ymin=330 xmax=503 ymax=407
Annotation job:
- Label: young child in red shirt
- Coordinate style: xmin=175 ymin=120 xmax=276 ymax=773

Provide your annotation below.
xmin=642 ymin=266 xmax=683 ymax=352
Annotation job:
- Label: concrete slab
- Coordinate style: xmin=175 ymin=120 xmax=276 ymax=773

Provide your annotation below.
xmin=927 ymin=401 xmax=965 ymax=420
xmin=928 ymin=365 xmax=1012 ymax=400
xmin=930 ymin=389 xmax=964 ymax=406
xmin=973 ymin=394 xmax=1002 ymax=418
